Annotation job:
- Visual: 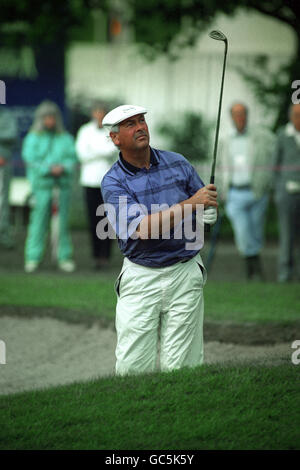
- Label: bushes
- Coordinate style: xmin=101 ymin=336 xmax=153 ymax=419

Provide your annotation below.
xmin=157 ymin=111 xmax=211 ymax=163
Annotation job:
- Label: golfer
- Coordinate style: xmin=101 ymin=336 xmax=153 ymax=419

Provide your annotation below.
xmin=101 ymin=105 xmax=218 ymax=375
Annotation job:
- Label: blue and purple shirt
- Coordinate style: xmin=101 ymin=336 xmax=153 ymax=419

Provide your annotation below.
xmin=101 ymin=147 xmax=205 ymax=267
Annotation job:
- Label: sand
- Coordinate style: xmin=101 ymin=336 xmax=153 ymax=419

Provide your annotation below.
xmin=0 ymin=316 xmax=292 ymax=396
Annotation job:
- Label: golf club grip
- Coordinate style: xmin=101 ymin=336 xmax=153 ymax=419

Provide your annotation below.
xmin=204 ymin=223 xmax=210 ymax=233
xmin=204 ymin=176 xmax=215 ymax=233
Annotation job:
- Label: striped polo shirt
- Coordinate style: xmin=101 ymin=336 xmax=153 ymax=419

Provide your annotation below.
xmin=101 ymin=147 xmax=205 ymax=267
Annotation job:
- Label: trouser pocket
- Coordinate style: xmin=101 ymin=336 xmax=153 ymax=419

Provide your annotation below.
xmin=196 ymin=261 xmax=207 ymax=285
xmin=114 ymin=268 xmax=127 ymax=297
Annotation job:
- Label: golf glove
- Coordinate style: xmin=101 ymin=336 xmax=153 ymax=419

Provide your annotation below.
xmin=203 ymin=207 xmax=218 ymax=225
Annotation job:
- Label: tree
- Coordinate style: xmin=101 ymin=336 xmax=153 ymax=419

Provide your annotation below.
xmin=0 ymin=0 xmax=99 ymax=47
xmin=128 ymin=0 xmax=300 ymax=129
xmin=1 ymin=0 xmax=299 ymax=128
xmin=157 ymin=111 xmax=211 ymax=163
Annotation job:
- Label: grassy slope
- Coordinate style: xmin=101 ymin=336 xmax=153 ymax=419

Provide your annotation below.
xmin=0 ymin=364 xmax=299 ymax=450
xmin=0 ymin=273 xmax=300 ymax=323
xmin=0 ymin=273 xmax=299 ymax=451
xmin=0 ymin=273 xmax=116 ymax=319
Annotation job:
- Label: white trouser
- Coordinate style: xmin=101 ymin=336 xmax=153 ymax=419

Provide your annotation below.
xmin=114 ymin=253 xmax=207 ymax=376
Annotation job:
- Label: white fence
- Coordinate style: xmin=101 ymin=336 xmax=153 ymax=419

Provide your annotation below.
xmin=66 ymin=42 xmax=293 ymax=146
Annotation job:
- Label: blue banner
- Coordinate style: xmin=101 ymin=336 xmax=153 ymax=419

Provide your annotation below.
xmin=0 ymin=43 xmax=65 ymax=175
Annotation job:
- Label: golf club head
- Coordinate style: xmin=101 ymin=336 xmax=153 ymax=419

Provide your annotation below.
xmin=209 ymin=30 xmax=227 ymax=43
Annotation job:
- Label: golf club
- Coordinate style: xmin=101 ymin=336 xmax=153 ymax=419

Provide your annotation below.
xmin=208 ymin=29 xmax=228 ymax=183
xmin=205 ymin=29 xmax=228 ymax=233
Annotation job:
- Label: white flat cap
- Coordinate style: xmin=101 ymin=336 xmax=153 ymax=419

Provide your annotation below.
xmin=102 ymin=104 xmax=147 ymax=128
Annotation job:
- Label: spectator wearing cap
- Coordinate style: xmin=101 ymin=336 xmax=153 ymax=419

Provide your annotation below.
xmin=76 ymin=101 xmax=117 ymax=269
xmin=101 ymin=104 xmax=218 ymax=376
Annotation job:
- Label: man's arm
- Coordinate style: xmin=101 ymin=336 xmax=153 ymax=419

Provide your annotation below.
xmin=0 ymin=111 xmax=18 ymax=164
xmin=272 ymin=129 xmax=284 ymax=189
xmin=136 ymin=184 xmax=218 ymax=239
xmin=75 ymin=126 xmax=98 ymax=163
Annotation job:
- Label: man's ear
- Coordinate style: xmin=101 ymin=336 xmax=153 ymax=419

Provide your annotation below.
xmin=110 ymin=131 xmax=120 ymax=147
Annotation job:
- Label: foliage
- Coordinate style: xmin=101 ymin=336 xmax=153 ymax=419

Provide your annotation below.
xmin=157 ymin=112 xmax=211 ymax=163
xmin=1 ymin=1 xmax=299 ymax=53
xmin=129 ymin=1 xmax=299 ymax=54
xmin=0 ymin=0 xmax=105 ymax=47
xmin=128 ymin=0 xmax=300 ymax=129
xmin=1 ymin=1 xmax=299 ymax=127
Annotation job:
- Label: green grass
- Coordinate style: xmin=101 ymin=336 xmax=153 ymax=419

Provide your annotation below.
xmin=0 ymin=364 xmax=299 ymax=450
xmin=205 ymin=281 xmax=300 ymax=323
xmin=0 ymin=273 xmax=299 ymax=323
xmin=0 ymin=273 xmax=116 ymax=319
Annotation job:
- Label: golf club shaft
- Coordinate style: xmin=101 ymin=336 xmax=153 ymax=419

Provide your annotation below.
xmin=205 ymin=39 xmax=228 ymax=233
xmin=210 ymin=40 xmax=228 ymax=182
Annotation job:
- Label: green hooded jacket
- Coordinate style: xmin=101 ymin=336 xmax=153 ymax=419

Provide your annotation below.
xmin=22 ymin=130 xmax=77 ymax=189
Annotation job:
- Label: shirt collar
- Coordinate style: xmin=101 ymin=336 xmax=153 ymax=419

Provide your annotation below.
xmin=228 ymin=126 xmax=249 ymax=137
xmin=92 ymin=119 xmax=104 ymax=130
xmin=118 ymin=147 xmax=159 ymax=175
xmin=234 ymin=126 xmax=248 ymax=137
xmin=286 ymin=122 xmax=300 ymax=137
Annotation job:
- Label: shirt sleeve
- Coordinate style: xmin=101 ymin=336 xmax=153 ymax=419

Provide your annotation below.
xmin=60 ymin=134 xmax=77 ymax=174
xmin=0 ymin=111 xmax=17 ymax=160
xmin=272 ymin=129 xmax=284 ymax=187
xmin=0 ymin=110 xmax=18 ymax=141
xmin=101 ymin=174 xmax=148 ymax=241
xmin=185 ymin=162 xmax=205 ymax=196
xmin=75 ymin=126 xmax=95 ymax=163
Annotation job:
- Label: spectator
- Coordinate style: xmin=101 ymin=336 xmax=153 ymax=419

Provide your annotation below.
xmin=217 ymin=102 xmax=276 ymax=279
xmin=273 ymin=103 xmax=300 ymax=282
xmin=76 ymin=100 xmax=116 ymax=269
xmin=0 ymin=107 xmax=18 ymax=249
xmin=22 ymin=100 xmax=77 ymax=273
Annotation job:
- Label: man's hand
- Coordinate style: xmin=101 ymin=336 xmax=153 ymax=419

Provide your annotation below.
xmin=203 ymin=207 xmax=218 ymax=225
xmin=51 ymin=165 xmax=64 ymax=177
xmin=189 ymin=184 xmax=218 ymax=209
xmin=0 ymin=157 xmax=6 ymax=167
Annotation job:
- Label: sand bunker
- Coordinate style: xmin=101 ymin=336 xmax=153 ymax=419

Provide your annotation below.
xmin=0 ymin=316 xmax=292 ymax=396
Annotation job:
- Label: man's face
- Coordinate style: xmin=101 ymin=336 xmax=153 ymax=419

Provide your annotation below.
xmin=110 ymin=114 xmax=150 ymax=152
xmin=291 ymin=104 xmax=300 ymax=132
xmin=92 ymin=108 xmax=106 ymax=127
xmin=231 ymin=104 xmax=247 ymax=133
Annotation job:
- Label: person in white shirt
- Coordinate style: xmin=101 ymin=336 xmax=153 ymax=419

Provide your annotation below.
xmin=76 ymin=101 xmax=117 ymax=269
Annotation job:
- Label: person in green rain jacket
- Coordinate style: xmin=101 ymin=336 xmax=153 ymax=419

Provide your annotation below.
xmin=22 ymin=100 xmax=77 ymax=273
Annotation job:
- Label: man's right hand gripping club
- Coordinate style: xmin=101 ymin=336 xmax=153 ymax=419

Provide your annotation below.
xmin=191 ymin=184 xmax=218 ymax=227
